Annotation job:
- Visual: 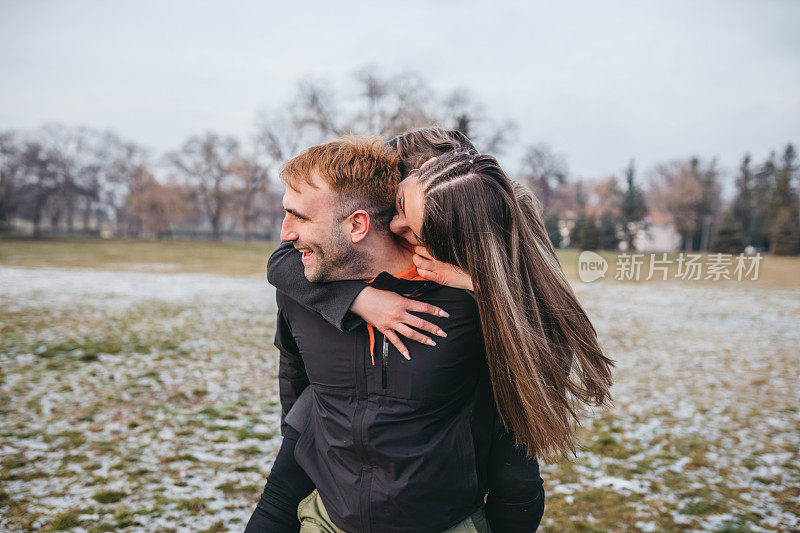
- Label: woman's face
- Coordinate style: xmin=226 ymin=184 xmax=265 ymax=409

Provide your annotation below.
xmin=389 ymin=156 xmax=436 ymax=245
xmin=389 ymin=171 xmax=425 ymax=245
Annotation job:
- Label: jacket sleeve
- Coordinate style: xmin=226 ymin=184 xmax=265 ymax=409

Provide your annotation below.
xmin=275 ymin=301 xmax=309 ymax=435
xmin=267 ymin=241 xmax=369 ymax=332
xmin=484 ymin=426 xmax=546 ymax=532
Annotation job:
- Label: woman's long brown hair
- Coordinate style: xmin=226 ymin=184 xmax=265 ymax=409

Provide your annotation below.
xmin=416 ymin=151 xmax=614 ymax=461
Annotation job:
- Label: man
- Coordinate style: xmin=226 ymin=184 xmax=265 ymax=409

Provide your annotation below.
xmin=271 ymin=136 xmax=495 ymax=532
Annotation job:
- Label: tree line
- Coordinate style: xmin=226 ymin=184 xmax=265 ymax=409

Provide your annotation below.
xmin=556 ymin=145 xmax=799 ymax=255
xmin=1 ymin=68 xmax=798 ymax=254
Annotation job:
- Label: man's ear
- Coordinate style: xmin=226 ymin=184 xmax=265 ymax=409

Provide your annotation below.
xmin=347 ymin=210 xmax=371 ymax=243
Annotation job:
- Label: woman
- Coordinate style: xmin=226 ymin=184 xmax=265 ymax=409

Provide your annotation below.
xmin=246 ymin=128 xmax=612 ymax=532
xmin=391 ymin=148 xmax=614 ymax=459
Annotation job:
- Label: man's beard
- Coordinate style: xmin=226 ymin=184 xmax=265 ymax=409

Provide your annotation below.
xmin=304 ymin=225 xmax=371 ymax=282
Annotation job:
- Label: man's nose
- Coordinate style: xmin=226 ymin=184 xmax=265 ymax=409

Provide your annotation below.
xmin=280 ymin=215 xmax=298 ymax=242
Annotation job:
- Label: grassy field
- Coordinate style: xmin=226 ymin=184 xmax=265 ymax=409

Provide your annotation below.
xmin=0 ymin=237 xmax=272 ymax=277
xmin=2 ymin=236 xmax=798 ymax=287
xmin=1 ymin=238 xmax=798 ymax=532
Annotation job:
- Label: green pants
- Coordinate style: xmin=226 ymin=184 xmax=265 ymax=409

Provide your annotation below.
xmin=298 ymin=489 xmax=492 ymax=533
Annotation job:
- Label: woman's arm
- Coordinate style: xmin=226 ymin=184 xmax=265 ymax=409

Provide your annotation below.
xmin=267 ymin=242 xmax=449 ymax=354
xmin=267 ymin=241 xmax=368 ymax=332
xmin=485 ymin=428 xmax=545 ymax=532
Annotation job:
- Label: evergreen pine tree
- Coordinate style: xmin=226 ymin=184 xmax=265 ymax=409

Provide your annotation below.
xmin=689 ymin=157 xmax=721 ymax=252
xmin=768 ymin=144 xmax=799 ymax=235
xmin=771 ymin=208 xmax=800 ymax=255
xmin=710 ymin=208 xmax=745 ymax=254
xmin=751 ymin=152 xmax=777 ymax=249
xmin=731 ymin=154 xmax=754 ymax=244
xmin=620 ymin=160 xmax=647 ymax=250
xmin=545 ymin=214 xmax=561 ymax=248
xmin=579 ymin=216 xmax=600 ymax=250
xmin=570 ymin=212 xmax=586 ymax=248
xmin=599 ymin=210 xmax=620 ymax=250
xmin=570 ymin=180 xmax=587 ymax=248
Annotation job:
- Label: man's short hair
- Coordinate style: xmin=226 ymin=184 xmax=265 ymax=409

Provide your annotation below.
xmin=280 ymin=136 xmax=401 ymax=226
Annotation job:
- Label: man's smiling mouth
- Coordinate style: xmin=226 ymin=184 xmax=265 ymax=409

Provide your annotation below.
xmin=296 ymin=247 xmax=314 ymax=262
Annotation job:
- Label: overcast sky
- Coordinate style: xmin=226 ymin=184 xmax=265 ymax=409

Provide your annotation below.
xmin=1 ymin=0 xmax=798 ymax=188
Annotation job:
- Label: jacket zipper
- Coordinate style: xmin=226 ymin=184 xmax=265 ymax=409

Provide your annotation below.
xmin=381 ymin=335 xmax=389 ymax=389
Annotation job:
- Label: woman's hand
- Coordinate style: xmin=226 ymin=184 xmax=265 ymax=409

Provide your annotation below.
xmin=350 ymin=286 xmax=449 ymax=359
xmin=412 ymin=246 xmax=474 ymax=292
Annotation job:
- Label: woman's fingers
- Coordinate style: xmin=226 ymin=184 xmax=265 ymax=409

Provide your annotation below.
xmin=395 ymin=323 xmax=436 ymax=348
xmin=413 ymin=246 xmax=433 ymax=260
xmin=404 ymin=312 xmax=446 ymax=337
xmin=406 ymin=299 xmax=449 ymax=318
xmin=413 ymin=253 xmax=474 ymax=291
xmin=416 ymin=268 xmax=442 ymax=284
xmin=382 ymin=329 xmax=410 ymax=360
xmin=412 ymin=253 xmax=434 ymax=271
xmin=375 ymin=291 xmax=450 ymax=359
xmin=413 ymin=252 xmax=451 ymax=286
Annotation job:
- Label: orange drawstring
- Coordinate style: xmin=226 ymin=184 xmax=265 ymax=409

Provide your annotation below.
xmin=364 ymin=261 xmax=425 ymax=365
xmin=367 ymin=324 xmax=376 ymax=366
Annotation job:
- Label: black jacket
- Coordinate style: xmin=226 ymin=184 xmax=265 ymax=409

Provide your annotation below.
xmin=269 ymin=242 xmax=544 ymax=532
xmin=276 ymin=271 xmax=495 ymax=533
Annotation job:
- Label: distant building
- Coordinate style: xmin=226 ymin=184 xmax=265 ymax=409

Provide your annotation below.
xmin=558 ymin=218 xmax=574 ymax=248
xmin=634 ymin=212 xmax=681 ymax=251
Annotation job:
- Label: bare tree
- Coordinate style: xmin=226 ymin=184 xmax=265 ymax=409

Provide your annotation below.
xmin=75 ymin=129 xmax=130 ymax=234
xmin=258 ymin=67 xmax=515 ymax=173
xmin=169 ymin=132 xmax=240 ymax=240
xmin=350 ymin=69 xmax=515 ymax=151
xmin=440 ymin=89 xmax=516 ymax=154
xmin=294 ymin=81 xmax=343 ymax=138
xmin=39 ymin=125 xmax=76 ymax=233
xmin=0 ymin=132 xmax=25 ymax=230
xmin=256 ymin=101 xmax=329 ymax=163
xmin=519 ymin=144 xmax=568 ymax=216
xmin=126 ymin=171 xmax=193 ymax=238
xmin=347 ymin=68 xmax=436 ymax=137
xmin=2 ymin=67 xmax=520 ymax=240
xmin=39 ymin=124 xmax=121 ymax=234
xmin=230 ymin=153 xmax=270 ymax=241
xmin=380 ymin=72 xmax=435 ymax=137
xmin=18 ymin=141 xmax=65 ymax=237
xmin=590 ymin=176 xmax=623 ymax=217
xmin=649 ymin=159 xmax=707 ymax=251
xmin=255 ymin=89 xmax=337 ymax=238
xmin=103 ymin=137 xmax=150 ymax=235
xmin=354 ymin=66 xmax=390 ymax=133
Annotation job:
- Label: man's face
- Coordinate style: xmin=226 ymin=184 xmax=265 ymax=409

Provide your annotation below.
xmin=279 ymin=172 xmax=357 ymax=282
